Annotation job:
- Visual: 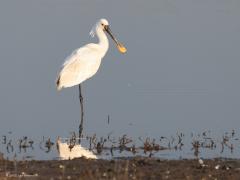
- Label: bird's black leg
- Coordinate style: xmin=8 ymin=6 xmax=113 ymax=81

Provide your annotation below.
xmin=78 ymin=84 xmax=84 ymax=143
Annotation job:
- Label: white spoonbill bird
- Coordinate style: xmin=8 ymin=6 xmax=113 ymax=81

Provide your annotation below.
xmin=56 ymin=19 xmax=126 ymax=140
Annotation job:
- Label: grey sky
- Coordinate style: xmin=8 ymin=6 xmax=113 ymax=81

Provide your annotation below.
xmin=0 ymin=0 xmax=240 ymax=138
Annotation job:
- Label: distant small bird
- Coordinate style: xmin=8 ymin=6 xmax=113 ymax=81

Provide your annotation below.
xmin=56 ymin=19 xmax=126 ymax=140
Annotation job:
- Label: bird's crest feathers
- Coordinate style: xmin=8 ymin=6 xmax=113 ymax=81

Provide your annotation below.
xmin=90 ymin=24 xmax=96 ymax=38
xmin=89 ymin=18 xmax=108 ymax=38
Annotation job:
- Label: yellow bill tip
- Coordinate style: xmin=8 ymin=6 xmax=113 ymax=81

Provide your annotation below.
xmin=117 ymin=43 xmax=127 ymax=54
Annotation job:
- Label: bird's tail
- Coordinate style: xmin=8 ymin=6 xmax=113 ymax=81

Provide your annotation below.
xmin=56 ymin=76 xmax=62 ymax=91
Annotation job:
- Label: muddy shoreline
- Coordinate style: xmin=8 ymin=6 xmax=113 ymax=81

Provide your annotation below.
xmin=1 ymin=157 xmax=240 ymax=179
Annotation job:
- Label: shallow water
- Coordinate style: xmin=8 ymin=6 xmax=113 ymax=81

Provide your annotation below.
xmin=0 ymin=1 xmax=240 ymax=161
xmin=1 ymin=130 xmax=239 ymax=160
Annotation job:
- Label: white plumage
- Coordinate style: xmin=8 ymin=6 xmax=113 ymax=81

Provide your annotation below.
xmin=57 ymin=139 xmax=97 ymax=160
xmin=56 ymin=18 xmax=126 ymax=90
xmin=55 ymin=19 xmax=126 ymax=152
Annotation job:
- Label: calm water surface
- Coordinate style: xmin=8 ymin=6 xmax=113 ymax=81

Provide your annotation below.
xmin=0 ymin=1 xmax=240 ymax=160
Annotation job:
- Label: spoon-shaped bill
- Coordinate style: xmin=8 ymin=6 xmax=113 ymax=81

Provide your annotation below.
xmin=105 ymin=25 xmax=127 ymax=54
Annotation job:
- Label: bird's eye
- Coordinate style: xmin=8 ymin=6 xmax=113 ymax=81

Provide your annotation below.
xmin=101 ymin=23 xmax=104 ymax=26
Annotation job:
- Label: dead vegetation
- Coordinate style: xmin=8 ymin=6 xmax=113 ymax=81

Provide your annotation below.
xmin=1 ymin=130 xmax=240 ymax=160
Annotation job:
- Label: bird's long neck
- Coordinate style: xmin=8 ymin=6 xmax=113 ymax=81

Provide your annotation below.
xmin=96 ymin=27 xmax=109 ymax=57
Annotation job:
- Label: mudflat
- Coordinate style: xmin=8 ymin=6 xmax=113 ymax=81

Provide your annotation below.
xmin=1 ymin=157 xmax=240 ymax=179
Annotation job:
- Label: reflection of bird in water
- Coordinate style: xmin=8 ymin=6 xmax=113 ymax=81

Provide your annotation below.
xmin=56 ymin=18 xmax=126 ymax=140
xmin=57 ymin=138 xmax=97 ymax=160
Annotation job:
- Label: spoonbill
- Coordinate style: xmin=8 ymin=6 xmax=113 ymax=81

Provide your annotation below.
xmin=56 ymin=19 xmax=126 ymax=141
